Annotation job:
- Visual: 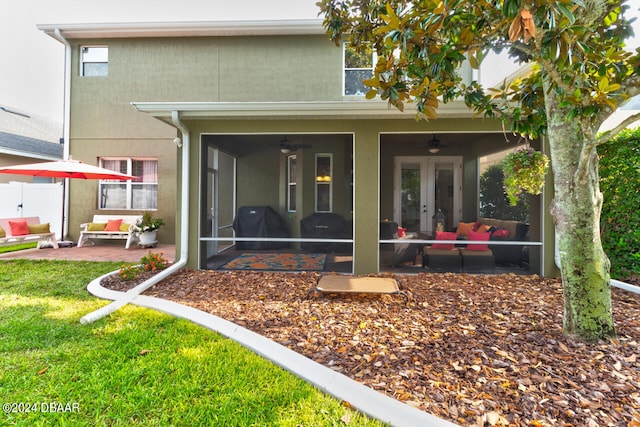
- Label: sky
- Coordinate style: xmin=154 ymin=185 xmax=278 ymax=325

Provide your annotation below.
xmin=1 ymin=1 xmax=638 ymax=125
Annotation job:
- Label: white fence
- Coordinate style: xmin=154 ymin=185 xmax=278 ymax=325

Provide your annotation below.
xmin=0 ymin=182 xmax=63 ymax=239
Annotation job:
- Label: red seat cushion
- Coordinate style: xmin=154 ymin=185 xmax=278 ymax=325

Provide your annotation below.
xmin=467 ymin=230 xmax=491 ymax=251
xmin=8 ymin=219 xmax=29 ymax=236
xmin=431 ymin=231 xmax=457 ymax=250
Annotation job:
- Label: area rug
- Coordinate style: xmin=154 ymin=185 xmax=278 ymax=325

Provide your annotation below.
xmin=220 ymin=253 xmax=327 ymax=271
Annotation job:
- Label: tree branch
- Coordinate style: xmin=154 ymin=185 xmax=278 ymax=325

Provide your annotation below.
xmin=596 ymin=112 xmax=640 ymax=145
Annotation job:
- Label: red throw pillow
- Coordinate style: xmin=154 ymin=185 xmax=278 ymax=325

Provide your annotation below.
xmin=397 ymin=227 xmax=406 ymax=238
xmin=432 ymin=231 xmax=457 ymax=250
xmin=467 ymin=230 xmax=491 ymax=251
xmin=8 ymin=219 xmax=29 ymax=236
xmin=492 ymin=228 xmax=510 ymax=238
xmin=104 ymin=219 xmax=123 ymax=232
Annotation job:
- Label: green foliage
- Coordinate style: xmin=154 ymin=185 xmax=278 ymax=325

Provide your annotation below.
xmin=141 ymin=251 xmax=169 ymax=272
xmin=500 ymin=147 xmax=549 ymax=206
xmin=0 ymin=260 xmax=384 ymax=426
xmin=133 ymin=211 xmax=164 ymax=233
xmin=317 ymin=0 xmax=639 ymax=136
xmin=479 ymin=165 xmax=529 ymax=221
xmin=599 ymin=127 xmax=640 ymax=277
xmin=118 ymin=264 xmax=140 ymax=281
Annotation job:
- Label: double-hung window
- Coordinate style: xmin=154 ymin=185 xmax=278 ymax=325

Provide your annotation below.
xmin=99 ymin=158 xmax=158 ymax=210
xmin=344 ymin=43 xmax=375 ymax=96
xmin=81 ymin=46 xmax=108 ymax=77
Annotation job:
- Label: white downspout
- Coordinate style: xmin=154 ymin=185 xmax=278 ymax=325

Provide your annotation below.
xmin=81 ymin=111 xmax=190 ymax=324
xmin=52 ymin=28 xmax=72 ymax=239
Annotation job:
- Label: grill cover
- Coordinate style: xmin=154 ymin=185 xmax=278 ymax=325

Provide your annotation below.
xmin=300 ymin=213 xmax=350 ymax=252
xmin=232 ymin=206 xmax=289 ymax=250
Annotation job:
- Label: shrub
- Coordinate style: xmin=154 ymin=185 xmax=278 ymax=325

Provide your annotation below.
xmin=599 ymin=127 xmax=640 ymax=277
xmin=141 ymin=251 xmax=169 ymax=272
xmin=119 ymin=264 xmax=140 ymax=281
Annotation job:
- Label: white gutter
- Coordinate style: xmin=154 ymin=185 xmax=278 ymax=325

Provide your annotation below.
xmin=80 ymin=111 xmax=190 ymax=324
xmin=51 ymin=28 xmax=72 ymax=239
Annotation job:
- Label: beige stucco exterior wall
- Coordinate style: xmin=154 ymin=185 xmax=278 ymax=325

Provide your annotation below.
xmin=65 ymin=34 xmax=343 ymax=244
xmin=62 ymin=29 xmax=546 ymax=275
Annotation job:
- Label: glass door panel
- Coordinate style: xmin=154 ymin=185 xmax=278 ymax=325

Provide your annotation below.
xmin=434 ymin=164 xmax=454 ymax=232
xmin=400 ymin=164 xmax=422 ymax=232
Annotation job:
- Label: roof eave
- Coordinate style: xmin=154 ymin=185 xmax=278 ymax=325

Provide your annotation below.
xmin=130 ymin=100 xmax=476 ymax=121
xmin=37 ymin=19 xmax=327 ymax=40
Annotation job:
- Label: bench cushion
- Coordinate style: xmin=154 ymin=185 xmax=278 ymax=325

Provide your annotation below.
xmin=87 ymin=222 xmax=107 ymax=231
xmin=28 ymin=223 xmax=51 ymax=234
xmin=9 ymin=220 xmax=29 ymax=236
xmin=104 ymin=219 xmax=123 ymax=231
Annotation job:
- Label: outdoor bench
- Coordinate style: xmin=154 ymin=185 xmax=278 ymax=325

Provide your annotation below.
xmin=78 ymin=214 xmax=142 ymax=249
xmin=0 ymin=217 xmax=59 ymax=249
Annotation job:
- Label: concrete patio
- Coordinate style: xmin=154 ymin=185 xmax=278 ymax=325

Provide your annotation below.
xmin=0 ymin=242 xmax=176 ymax=263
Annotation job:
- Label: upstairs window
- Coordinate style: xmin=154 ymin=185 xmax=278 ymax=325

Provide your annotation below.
xmin=344 ymin=43 xmax=375 ymax=96
xmin=81 ymin=46 xmax=108 ymax=76
xmin=99 ymin=158 xmax=157 ymax=210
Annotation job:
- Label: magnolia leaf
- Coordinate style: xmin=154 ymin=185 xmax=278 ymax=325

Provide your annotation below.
xmin=37 ymin=366 xmax=49 ymax=375
xmin=468 ymin=53 xmax=480 ymax=70
xmin=598 ymin=77 xmax=610 ymax=92
xmin=508 ymin=16 xmax=523 ymax=42
xmin=365 ymin=89 xmax=378 ymax=99
xmin=362 ymin=77 xmax=380 ymax=88
xmin=521 ymin=9 xmax=536 ymax=42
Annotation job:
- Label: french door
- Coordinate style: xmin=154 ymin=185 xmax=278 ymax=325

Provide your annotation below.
xmin=393 ymin=156 xmax=462 ymax=233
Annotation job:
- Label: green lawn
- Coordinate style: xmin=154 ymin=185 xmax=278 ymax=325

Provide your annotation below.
xmin=0 ymin=243 xmax=37 ymax=254
xmin=0 ymin=260 xmax=385 ymax=426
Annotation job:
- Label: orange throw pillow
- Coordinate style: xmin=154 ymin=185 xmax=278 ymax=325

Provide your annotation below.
xmin=8 ymin=219 xmax=29 ymax=236
xmin=456 ymin=221 xmax=476 ymax=237
xmin=431 ymin=231 xmax=457 ymax=250
xmin=104 ymin=219 xmax=123 ymax=231
xmin=466 ymin=230 xmax=491 ymax=251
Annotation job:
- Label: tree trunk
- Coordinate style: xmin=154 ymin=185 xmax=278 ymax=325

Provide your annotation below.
xmin=544 ymin=82 xmax=616 ymax=342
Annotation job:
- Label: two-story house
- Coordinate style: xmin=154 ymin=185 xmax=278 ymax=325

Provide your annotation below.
xmin=38 ymin=19 xmax=554 ymax=276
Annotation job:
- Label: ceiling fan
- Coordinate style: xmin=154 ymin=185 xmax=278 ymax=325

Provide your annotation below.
xmin=279 ymin=136 xmax=311 ymax=153
xmin=427 ymin=135 xmax=446 ymax=154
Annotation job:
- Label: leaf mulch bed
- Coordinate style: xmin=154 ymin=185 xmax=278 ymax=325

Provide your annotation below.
xmin=101 ymin=270 xmax=640 ymax=426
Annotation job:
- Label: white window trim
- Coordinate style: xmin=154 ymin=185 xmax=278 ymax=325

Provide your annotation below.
xmin=343 ymin=42 xmax=376 ymax=97
xmin=99 ymin=157 xmax=157 ymax=210
xmin=80 ymin=45 xmax=108 ymax=77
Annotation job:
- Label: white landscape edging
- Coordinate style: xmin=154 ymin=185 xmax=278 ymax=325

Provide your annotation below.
xmin=85 ymin=273 xmax=457 ymax=427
